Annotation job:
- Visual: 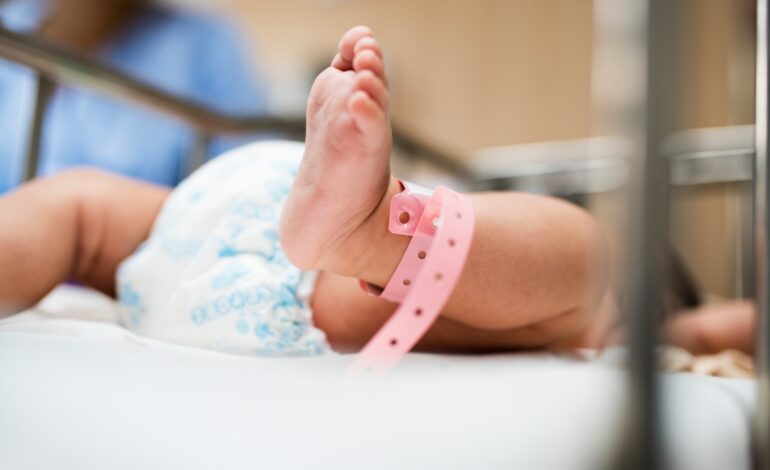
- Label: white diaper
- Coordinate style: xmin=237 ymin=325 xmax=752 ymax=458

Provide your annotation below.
xmin=116 ymin=140 xmax=330 ymax=356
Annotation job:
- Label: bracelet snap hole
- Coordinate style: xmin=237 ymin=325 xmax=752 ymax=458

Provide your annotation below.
xmin=418 ymin=251 xmax=426 ymax=259
xmin=390 ymin=338 xmax=398 ymax=346
xmin=398 ymin=211 xmax=410 ymax=225
xmin=456 ymin=211 xmax=462 ymax=219
xmin=402 ymin=279 xmax=411 ymax=286
xmin=448 ymin=238 xmax=456 ymax=247
xmin=434 ymin=272 xmax=443 ymax=281
xmin=415 ymin=308 xmax=423 ymax=316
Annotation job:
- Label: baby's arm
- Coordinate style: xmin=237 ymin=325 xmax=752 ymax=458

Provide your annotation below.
xmin=666 ymin=301 xmax=756 ymax=355
xmin=0 ymin=169 xmax=169 ymax=316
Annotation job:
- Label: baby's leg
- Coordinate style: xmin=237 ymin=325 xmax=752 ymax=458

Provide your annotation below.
xmin=0 ymin=169 xmax=169 ymax=316
xmin=666 ymin=301 xmax=756 ymax=355
xmin=308 ymin=190 xmax=613 ymax=351
xmin=312 ymin=273 xmax=615 ymax=352
xmin=282 ymin=27 xmax=610 ymax=350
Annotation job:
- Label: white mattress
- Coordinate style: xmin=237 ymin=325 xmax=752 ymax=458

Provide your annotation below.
xmin=0 ymin=286 xmax=756 ymax=470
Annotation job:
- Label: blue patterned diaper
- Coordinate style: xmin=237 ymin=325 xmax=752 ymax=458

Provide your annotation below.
xmin=116 ymin=141 xmax=329 ymax=356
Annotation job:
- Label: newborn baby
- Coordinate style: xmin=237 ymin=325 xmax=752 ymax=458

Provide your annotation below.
xmin=0 ymin=27 xmax=612 ymax=355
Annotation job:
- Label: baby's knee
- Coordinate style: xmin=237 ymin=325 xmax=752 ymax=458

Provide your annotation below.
xmin=43 ymin=168 xmax=134 ymax=229
xmin=572 ymin=207 xmax=611 ymax=313
xmin=45 ymin=167 xmax=116 ymax=200
xmin=13 ymin=168 xmax=114 ymax=225
xmin=41 ymin=168 xmax=122 ymax=280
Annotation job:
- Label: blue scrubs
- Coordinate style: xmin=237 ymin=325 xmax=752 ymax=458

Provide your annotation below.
xmin=0 ymin=0 xmax=267 ymax=193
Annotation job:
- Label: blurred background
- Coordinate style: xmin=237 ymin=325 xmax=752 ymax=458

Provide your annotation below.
xmin=205 ymin=0 xmax=758 ymax=304
xmin=0 ymin=0 xmax=759 ymax=301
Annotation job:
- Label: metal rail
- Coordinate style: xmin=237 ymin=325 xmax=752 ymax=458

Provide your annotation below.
xmin=593 ymin=0 xmax=680 ymax=467
xmin=0 ymin=26 xmax=304 ymax=136
xmin=617 ymin=0 xmax=673 ymax=467
xmin=755 ymin=1 xmax=770 ymax=468
xmin=22 ymin=73 xmax=53 ymax=181
xmin=0 ymin=25 xmax=469 ymax=180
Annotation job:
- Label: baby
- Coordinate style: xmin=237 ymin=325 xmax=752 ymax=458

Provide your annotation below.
xmin=0 ymin=27 xmax=612 ymax=355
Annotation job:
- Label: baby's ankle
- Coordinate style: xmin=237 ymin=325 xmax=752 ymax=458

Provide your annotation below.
xmin=317 ymin=176 xmax=408 ymax=286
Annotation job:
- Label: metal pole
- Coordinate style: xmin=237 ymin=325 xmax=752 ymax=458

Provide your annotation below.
xmin=620 ymin=2 xmax=664 ymax=467
xmin=754 ymin=1 xmax=770 ymax=468
xmin=184 ymin=132 xmax=210 ymax=178
xmin=592 ymin=0 xmax=680 ymax=467
xmin=625 ymin=2 xmax=682 ymax=469
xmin=22 ymin=73 xmax=54 ymax=182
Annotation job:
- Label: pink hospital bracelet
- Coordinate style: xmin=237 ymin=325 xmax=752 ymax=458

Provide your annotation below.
xmin=358 ymin=180 xmax=432 ymax=303
xmin=348 ymin=185 xmax=475 ymax=374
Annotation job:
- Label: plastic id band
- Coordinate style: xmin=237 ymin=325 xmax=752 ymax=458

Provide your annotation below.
xmin=348 ymin=186 xmax=475 ymax=375
xmin=358 ymin=181 xmax=431 ymax=303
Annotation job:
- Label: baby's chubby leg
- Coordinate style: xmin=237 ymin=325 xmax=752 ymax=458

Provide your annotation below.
xmin=0 ymin=169 xmax=169 ymax=316
xmin=308 ymin=190 xmax=612 ymax=352
xmin=282 ymin=26 xmax=611 ymax=350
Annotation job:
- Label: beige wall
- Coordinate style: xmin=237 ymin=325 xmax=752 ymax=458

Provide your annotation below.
xmin=669 ymin=0 xmax=755 ymax=298
xmin=228 ymin=0 xmax=593 ymax=156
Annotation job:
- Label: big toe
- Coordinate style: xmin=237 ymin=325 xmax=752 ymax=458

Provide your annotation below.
xmin=333 ymin=26 xmax=373 ymax=70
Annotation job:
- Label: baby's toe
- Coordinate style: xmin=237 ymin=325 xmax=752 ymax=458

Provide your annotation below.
xmin=331 ymin=52 xmax=349 ymax=70
xmin=348 ymin=90 xmax=386 ymax=134
xmin=336 ymin=26 xmax=373 ymax=70
xmin=354 ymin=70 xmax=389 ymax=111
xmin=354 ymin=36 xmax=383 ymax=59
xmin=353 ymin=49 xmax=387 ymax=86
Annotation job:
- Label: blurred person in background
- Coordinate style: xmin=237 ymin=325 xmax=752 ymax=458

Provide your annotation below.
xmin=0 ymin=0 xmax=266 ymax=193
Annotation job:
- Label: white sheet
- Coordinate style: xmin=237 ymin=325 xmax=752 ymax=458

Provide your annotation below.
xmin=0 ymin=286 xmax=756 ymax=470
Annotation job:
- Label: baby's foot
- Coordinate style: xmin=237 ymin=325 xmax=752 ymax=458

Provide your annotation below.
xmin=281 ymin=26 xmax=395 ymax=276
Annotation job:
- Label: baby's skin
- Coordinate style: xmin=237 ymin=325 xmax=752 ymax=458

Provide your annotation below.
xmin=282 ymin=26 xmax=612 ymax=350
xmin=0 ymin=26 xmax=614 ymax=353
